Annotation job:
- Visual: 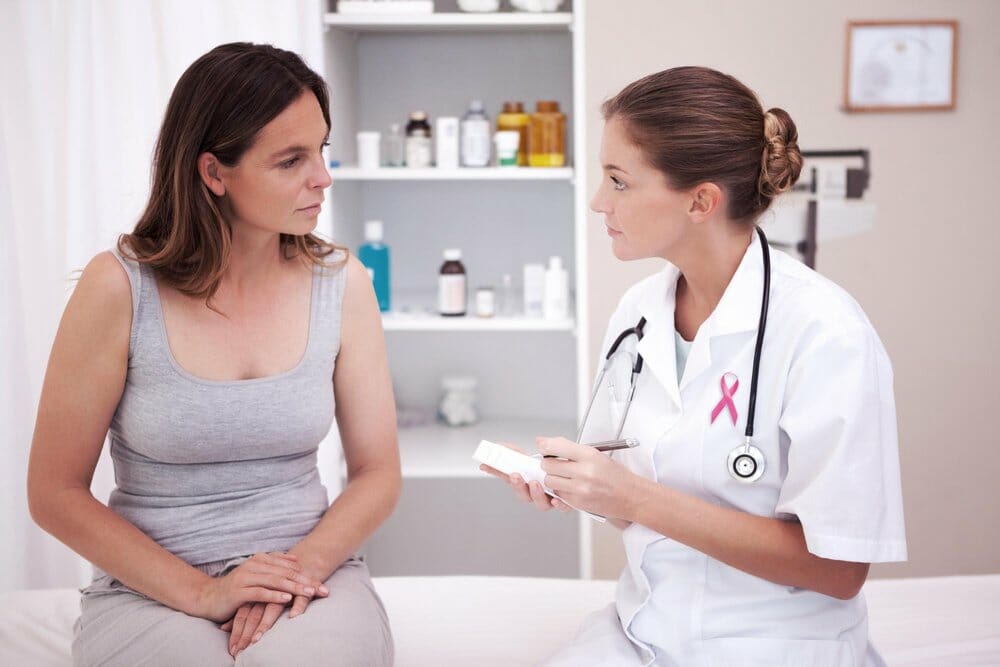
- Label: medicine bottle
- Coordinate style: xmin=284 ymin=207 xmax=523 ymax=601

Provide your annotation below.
xmin=405 ymin=111 xmax=432 ymax=168
xmin=528 ymin=101 xmax=565 ymax=167
xmin=497 ymin=101 xmax=529 ymax=166
xmin=461 ymin=100 xmax=491 ymax=168
xmin=438 ymin=249 xmax=467 ymax=317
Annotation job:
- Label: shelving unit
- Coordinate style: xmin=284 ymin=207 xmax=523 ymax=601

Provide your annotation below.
xmin=324 ymin=11 xmax=573 ymax=32
xmin=321 ymin=0 xmax=591 ymax=578
xmin=330 ymin=166 xmax=575 ymax=181
xmin=381 ymin=313 xmax=575 ymax=331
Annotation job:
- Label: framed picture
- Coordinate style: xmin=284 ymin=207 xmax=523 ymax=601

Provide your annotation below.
xmin=844 ymin=20 xmax=958 ymax=112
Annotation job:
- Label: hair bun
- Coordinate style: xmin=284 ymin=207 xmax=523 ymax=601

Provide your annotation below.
xmin=759 ymin=107 xmax=803 ymax=198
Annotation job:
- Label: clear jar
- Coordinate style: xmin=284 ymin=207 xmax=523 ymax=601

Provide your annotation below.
xmin=439 ymin=375 xmax=478 ymax=427
xmin=384 ymin=123 xmax=405 ymax=167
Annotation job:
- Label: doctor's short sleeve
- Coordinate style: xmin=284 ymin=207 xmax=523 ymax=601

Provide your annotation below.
xmin=775 ymin=321 xmax=907 ymax=563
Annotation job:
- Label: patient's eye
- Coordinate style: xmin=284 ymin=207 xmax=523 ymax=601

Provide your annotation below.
xmin=610 ymin=175 xmax=626 ymax=191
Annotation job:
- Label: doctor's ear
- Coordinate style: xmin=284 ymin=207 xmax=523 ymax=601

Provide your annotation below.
xmin=197 ymin=152 xmax=227 ymax=197
xmin=687 ymin=183 xmax=723 ymax=223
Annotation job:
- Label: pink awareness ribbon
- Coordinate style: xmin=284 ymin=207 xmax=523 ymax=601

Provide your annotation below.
xmin=710 ymin=372 xmax=739 ymax=425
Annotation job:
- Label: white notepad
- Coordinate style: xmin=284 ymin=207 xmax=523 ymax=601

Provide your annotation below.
xmin=472 ymin=440 xmax=606 ymax=523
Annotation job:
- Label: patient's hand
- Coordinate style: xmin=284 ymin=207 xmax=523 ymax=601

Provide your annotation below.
xmin=478 ymin=441 xmax=572 ymax=513
xmin=220 ymin=554 xmax=329 ymax=658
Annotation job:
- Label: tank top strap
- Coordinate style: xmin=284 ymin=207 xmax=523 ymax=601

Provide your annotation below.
xmin=307 ymin=251 xmax=349 ymax=360
xmin=108 ymin=243 xmax=159 ymax=360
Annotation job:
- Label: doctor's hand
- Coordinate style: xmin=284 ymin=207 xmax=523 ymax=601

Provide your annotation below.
xmin=478 ymin=442 xmax=573 ymax=513
xmin=537 ymin=436 xmax=644 ymax=521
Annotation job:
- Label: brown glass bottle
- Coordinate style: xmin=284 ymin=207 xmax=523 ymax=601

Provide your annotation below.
xmin=528 ymin=100 xmax=566 ymax=167
xmin=497 ymin=101 xmax=530 ymax=167
xmin=438 ymin=248 xmax=467 ymax=317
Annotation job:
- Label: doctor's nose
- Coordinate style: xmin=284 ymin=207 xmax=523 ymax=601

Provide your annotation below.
xmin=590 ymin=189 xmax=610 ymax=215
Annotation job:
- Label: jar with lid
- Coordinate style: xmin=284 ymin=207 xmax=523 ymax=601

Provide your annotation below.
xmin=438 ymin=375 xmax=478 ymax=427
xmin=438 ymin=248 xmax=467 ymax=316
xmin=528 ymin=100 xmax=566 ymax=167
xmin=497 ymin=101 xmax=530 ymax=166
xmin=405 ymin=111 xmax=432 ymax=168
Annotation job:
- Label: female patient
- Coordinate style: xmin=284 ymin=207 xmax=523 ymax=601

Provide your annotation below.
xmin=27 ymin=43 xmax=399 ymax=666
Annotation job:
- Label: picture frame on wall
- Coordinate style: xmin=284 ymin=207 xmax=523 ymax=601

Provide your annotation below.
xmin=844 ymin=20 xmax=958 ymax=112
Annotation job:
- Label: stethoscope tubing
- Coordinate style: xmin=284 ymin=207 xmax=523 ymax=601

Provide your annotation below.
xmin=578 ymin=228 xmax=771 ymax=475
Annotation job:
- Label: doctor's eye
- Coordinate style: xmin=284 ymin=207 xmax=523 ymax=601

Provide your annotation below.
xmin=610 ymin=175 xmax=626 ymax=191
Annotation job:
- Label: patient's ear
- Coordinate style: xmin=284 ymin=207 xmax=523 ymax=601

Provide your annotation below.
xmin=197 ymin=152 xmax=226 ymax=197
xmin=687 ymin=182 xmax=723 ymax=224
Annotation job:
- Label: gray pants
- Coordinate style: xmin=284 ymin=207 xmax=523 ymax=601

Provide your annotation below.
xmin=72 ymin=555 xmax=393 ymax=667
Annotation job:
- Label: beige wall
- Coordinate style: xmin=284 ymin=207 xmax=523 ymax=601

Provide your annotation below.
xmin=583 ymin=0 xmax=1000 ymax=579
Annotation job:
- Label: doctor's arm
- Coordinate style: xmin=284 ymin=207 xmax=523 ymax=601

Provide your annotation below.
xmin=539 ymin=438 xmax=869 ymax=600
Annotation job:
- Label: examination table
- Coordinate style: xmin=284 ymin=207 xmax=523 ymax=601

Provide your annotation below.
xmin=1 ymin=575 xmax=997 ymax=665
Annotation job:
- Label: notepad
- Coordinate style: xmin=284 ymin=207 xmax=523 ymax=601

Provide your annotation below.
xmin=472 ymin=440 xmax=606 ymax=523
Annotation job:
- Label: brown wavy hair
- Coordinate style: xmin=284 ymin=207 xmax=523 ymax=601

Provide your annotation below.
xmin=602 ymin=66 xmax=803 ymax=222
xmin=118 ymin=42 xmax=345 ymax=303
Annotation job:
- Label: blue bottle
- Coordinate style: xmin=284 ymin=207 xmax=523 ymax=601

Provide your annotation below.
xmin=359 ymin=220 xmax=391 ymax=312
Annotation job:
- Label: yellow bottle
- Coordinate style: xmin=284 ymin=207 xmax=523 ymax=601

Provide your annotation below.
xmin=528 ymin=101 xmax=566 ymax=168
xmin=496 ymin=101 xmax=530 ymax=167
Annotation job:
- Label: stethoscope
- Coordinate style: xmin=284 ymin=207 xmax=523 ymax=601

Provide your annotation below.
xmin=576 ymin=227 xmax=771 ymax=484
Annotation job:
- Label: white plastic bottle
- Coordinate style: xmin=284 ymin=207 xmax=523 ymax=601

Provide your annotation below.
xmin=461 ymin=100 xmax=491 ymax=167
xmin=543 ymin=256 xmax=568 ymax=320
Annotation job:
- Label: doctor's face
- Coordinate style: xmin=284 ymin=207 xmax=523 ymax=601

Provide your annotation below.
xmin=590 ymin=116 xmax=692 ymax=261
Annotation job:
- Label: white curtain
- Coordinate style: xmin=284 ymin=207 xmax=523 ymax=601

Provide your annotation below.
xmin=0 ymin=0 xmax=331 ymax=592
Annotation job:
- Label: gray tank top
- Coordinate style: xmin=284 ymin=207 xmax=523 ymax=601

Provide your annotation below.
xmin=106 ymin=246 xmax=346 ymax=567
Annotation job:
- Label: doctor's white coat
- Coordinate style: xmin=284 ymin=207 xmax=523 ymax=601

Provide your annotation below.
xmin=547 ymin=239 xmax=907 ymax=667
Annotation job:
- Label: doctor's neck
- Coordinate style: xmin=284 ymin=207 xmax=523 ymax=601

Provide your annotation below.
xmin=672 ymin=223 xmax=754 ymax=320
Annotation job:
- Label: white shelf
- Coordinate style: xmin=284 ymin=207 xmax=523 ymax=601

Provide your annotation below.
xmin=382 ymin=313 xmax=574 ymax=332
xmin=323 ymin=12 xmax=573 ymax=33
xmin=396 ymin=417 xmax=577 ymax=478
xmin=330 ymin=166 xmax=574 ymax=181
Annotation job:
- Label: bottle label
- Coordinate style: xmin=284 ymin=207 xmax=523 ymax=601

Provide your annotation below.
xmin=438 ymin=275 xmax=467 ymax=315
xmin=461 ymin=120 xmax=491 ymax=167
xmin=406 ymin=137 xmax=432 ymax=168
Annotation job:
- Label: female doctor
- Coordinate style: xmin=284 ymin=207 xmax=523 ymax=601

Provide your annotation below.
xmin=484 ymin=67 xmax=907 ymax=666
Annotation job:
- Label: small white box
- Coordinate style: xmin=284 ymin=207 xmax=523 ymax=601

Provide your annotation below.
xmin=435 ymin=117 xmax=459 ymax=169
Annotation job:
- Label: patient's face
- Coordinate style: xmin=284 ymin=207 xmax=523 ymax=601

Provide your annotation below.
xmin=216 ymin=91 xmax=332 ymax=239
xmin=590 ymin=116 xmax=693 ymax=262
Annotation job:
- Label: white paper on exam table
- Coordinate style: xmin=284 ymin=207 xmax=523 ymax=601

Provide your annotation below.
xmin=472 ymin=440 xmax=606 ymax=523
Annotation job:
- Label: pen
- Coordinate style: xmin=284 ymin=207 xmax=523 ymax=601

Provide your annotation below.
xmin=542 ymin=438 xmax=639 ymax=458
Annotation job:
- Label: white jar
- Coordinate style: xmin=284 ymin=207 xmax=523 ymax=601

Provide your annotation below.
xmin=475 ymin=287 xmax=495 ymax=318
xmin=357 ymin=131 xmax=381 ymax=169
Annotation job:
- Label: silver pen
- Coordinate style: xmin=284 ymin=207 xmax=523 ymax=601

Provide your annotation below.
xmin=543 ymin=437 xmax=639 ymax=458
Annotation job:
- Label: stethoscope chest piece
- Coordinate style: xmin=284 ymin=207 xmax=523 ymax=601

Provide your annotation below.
xmin=728 ymin=440 xmax=765 ymax=483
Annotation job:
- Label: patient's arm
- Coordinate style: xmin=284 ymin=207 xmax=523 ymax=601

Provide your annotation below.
xmin=282 ymin=256 xmax=402 ymax=583
xmin=224 ymin=255 xmax=403 ymax=657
